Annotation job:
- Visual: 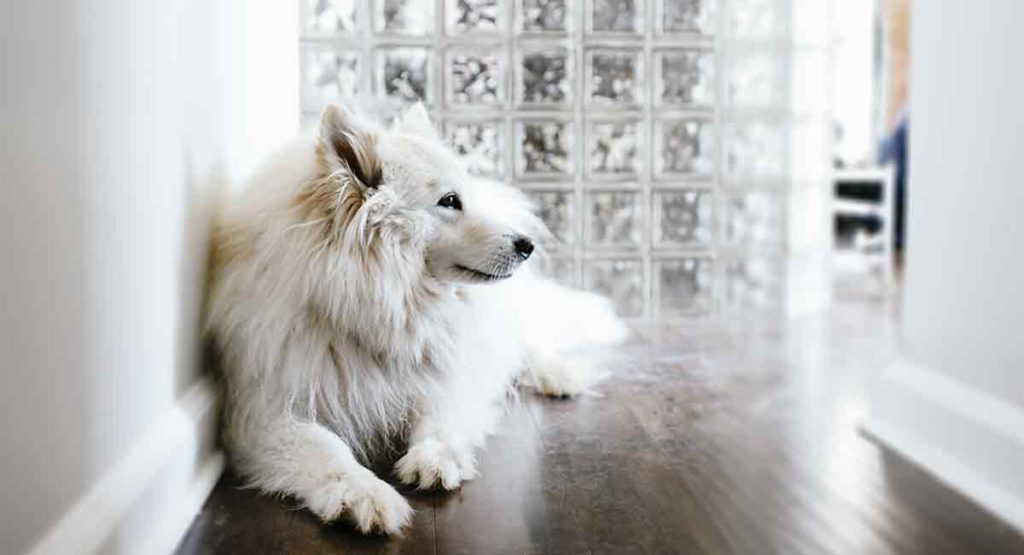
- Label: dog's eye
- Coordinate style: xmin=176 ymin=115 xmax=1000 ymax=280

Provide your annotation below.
xmin=437 ymin=192 xmax=462 ymax=211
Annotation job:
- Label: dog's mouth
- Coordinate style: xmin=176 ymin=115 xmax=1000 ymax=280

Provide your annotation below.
xmin=452 ymin=264 xmax=513 ymax=282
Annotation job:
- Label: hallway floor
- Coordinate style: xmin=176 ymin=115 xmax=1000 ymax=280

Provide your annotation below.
xmin=177 ymin=296 xmax=1024 ymax=554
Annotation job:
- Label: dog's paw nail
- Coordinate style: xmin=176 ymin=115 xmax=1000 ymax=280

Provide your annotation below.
xmin=306 ymin=481 xmax=350 ymax=523
xmin=395 ymin=438 xmax=476 ymax=491
xmin=349 ymin=482 xmax=413 ymax=535
xmin=306 ymin=478 xmax=412 ymax=535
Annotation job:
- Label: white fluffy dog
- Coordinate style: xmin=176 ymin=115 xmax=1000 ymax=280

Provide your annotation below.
xmin=206 ymin=103 xmax=626 ymax=535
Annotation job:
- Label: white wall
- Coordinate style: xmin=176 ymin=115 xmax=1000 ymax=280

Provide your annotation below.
xmin=0 ymin=2 xmax=297 ymax=554
xmin=901 ymin=0 xmax=1024 ymax=407
xmin=864 ymin=0 xmax=1024 ymax=531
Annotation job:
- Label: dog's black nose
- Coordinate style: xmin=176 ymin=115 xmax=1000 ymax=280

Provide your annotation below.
xmin=513 ymin=237 xmax=534 ymax=260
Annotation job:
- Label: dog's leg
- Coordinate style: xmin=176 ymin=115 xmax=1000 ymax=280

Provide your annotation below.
xmin=237 ymin=419 xmax=412 ymax=535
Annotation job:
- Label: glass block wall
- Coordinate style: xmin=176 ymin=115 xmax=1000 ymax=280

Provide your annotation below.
xmin=299 ymin=0 xmax=832 ymax=319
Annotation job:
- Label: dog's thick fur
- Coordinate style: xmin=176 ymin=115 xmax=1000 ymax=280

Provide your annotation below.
xmin=206 ymin=103 xmax=626 ymax=535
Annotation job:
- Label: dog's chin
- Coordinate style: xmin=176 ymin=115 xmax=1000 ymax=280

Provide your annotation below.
xmin=451 ymin=264 xmax=515 ymax=283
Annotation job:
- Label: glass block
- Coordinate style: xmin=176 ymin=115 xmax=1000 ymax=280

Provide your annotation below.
xmin=516 ymin=120 xmax=574 ymax=178
xmin=446 ymin=50 xmax=505 ymax=105
xmin=654 ymin=189 xmax=713 ymax=245
xmin=722 ymin=191 xmax=784 ymax=246
xmin=530 ymin=191 xmax=577 ymax=246
xmin=376 ymin=48 xmax=431 ymax=103
xmin=519 ymin=0 xmax=569 ymax=32
xmin=584 ymin=259 xmax=645 ymax=317
xmin=659 ymin=0 xmax=716 ymax=35
xmin=304 ymin=0 xmax=358 ymax=34
xmin=721 ymin=257 xmax=782 ymax=312
xmin=587 ymin=50 xmax=643 ymax=107
xmin=656 ymin=49 xmax=715 ymax=107
xmin=376 ymin=0 xmax=434 ymax=34
xmin=589 ymin=0 xmax=643 ymax=33
xmin=447 ymin=0 xmax=502 ymax=34
xmin=655 ymin=118 xmax=716 ymax=178
xmin=727 ymin=0 xmax=784 ymax=39
xmin=445 ymin=120 xmax=504 ymax=177
xmin=587 ymin=121 xmax=642 ymax=178
xmin=656 ymin=258 xmax=712 ymax=316
xmin=518 ymin=46 xmax=573 ymax=106
xmin=726 ymin=52 xmax=786 ymax=108
xmin=724 ymin=121 xmax=786 ymax=179
xmin=586 ymin=191 xmax=642 ymax=247
xmin=302 ymin=45 xmax=360 ymax=110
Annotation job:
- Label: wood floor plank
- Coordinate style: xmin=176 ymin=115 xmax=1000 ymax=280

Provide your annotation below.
xmin=430 ymin=400 xmax=555 ymax=555
xmin=176 ymin=472 xmax=435 ymax=555
xmin=177 ymin=300 xmax=1024 ymax=555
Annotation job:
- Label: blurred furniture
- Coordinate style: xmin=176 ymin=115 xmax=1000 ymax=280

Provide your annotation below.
xmin=831 ymin=166 xmax=895 ymax=287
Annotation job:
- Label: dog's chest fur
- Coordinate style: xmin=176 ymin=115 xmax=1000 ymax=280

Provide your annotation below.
xmin=298 ymin=289 xmax=464 ymax=460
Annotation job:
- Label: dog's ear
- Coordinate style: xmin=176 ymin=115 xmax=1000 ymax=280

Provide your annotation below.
xmin=392 ymin=102 xmax=436 ymax=138
xmin=318 ymin=104 xmax=382 ymax=189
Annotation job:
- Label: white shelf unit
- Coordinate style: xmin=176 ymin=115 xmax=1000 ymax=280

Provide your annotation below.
xmin=831 ymin=165 xmax=895 ymax=287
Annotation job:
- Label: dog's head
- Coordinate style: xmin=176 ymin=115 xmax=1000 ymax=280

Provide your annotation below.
xmin=312 ymin=103 xmax=542 ymax=284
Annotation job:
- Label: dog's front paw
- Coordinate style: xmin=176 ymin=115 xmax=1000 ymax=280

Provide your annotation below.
xmin=531 ymin=353 xmax=593 ymax=398
xmin=305 ymin=475 xmax=412 ymax=535
xmin=395 ymin=437 xmax=477 ymax=490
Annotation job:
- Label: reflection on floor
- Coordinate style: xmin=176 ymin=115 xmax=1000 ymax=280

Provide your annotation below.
xmin=177 ymin=295 xmax=1024 ymax=555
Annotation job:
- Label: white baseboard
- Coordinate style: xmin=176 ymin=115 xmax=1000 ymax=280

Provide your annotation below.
xmin=862 ymin=360 xmax=1024 ymax=532
xmin=24 ymin=377 xmax=224 ymax=555
xmin=139 ymin=450 xmax=225 ymax=555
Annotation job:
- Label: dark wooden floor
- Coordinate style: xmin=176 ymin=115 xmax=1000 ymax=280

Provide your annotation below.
xmin=177 ymin=297 xmax=1024 ymax=555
